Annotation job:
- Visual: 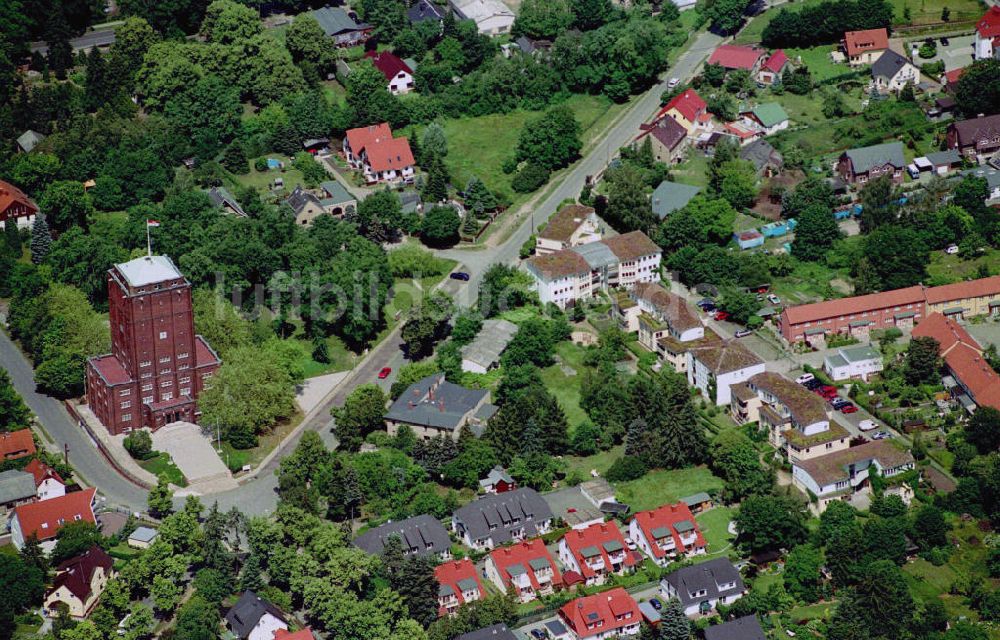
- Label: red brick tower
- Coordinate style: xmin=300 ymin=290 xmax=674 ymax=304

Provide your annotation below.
xmin=85 ymin=255 xmax=221 ymax=435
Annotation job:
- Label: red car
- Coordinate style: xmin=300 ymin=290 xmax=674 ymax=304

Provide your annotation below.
xmin=378 ymin=367 xmax=392 ymax=379
xmin=714 ymin=311 xmax=730 ymax=321
xmin=840 ymin=404 xmax=858 ymax=414
xmin=820 ymin=385 xmax=837 ymax=394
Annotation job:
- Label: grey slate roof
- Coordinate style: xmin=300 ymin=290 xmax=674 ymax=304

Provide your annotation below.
xmin=740 ymin=139 xmax=783 ymax=173
xmin=285 ymin=186 xmax=323 ymax=215
xmin=207 ymin=186 xmax=247 ymax=217
xmin=925 ymin=149 xmax=960 ymax=166
xmin=681 ymin=492 xmax=712 ymax=506
xmin=871 ymin=49 xmax=911 ymax=80
xmin=17 ymin=130 xmax=45 ymax=153
xmin=545 ymin=620 xmax=569 ymax=636
xmin=456 ymin=624 xmax=517 ymax=640
xmin=453 ymin=487 xmax=553 ymax=545
xmin=385 ymin=373 xmax=488 ymax=431
xmin=127 ymin=526 xmax=158 ymax=544
xmin=661 ymin=558 xmax=744 ymax=608
xmin=704 ymin=615 xmax=767 ymax=640
xmin=311 ymin=7 xmax=369 ymax=36
xmin=962 ymin=166 xmax=1000 ymax=190
xmin=408 ymin=0 xmax=446 ymax=23
xmin=478 ymin=465 xmax=514 ymax=490
xmin=225 ymin=591 xmax=286 ymax=639
xmin=844 ymin=141 xmax=905 ymax=173
xmin=461 ymin=319 xmax=518 ymax=370
xmin=0 ymin=470 xmax=35 ymax=504
xmin=651 ymin=181 xmax=701 ymax=219
xmin=352 ymin=514 xmax=451 ymax=557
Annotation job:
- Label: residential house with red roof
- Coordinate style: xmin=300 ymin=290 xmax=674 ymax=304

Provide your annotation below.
xmin=43 ymin=546 xmax=114 ymax=618
xmin=484 ymin=539 xmax=561 ymax=603
xmin=656 ymin=89 xmax=708 ymax=133
xmin=843 ymin=28 xmax=889 ymax=66
xmin=0 ymin=428 xmax=36 ymax=461
xmin=11 ymin=488 xmax=97 ymax=551
xmin=708 ymin=44 xmax=766 ymax=72
xmin=637 ymin=116 xmax=689 ymax=164
xmin=342 ymin=123 xmax=415 ymax=184
xmin=628 ymin=503 xmax=706 ymax=566
xmin=364 ymin=51 xmax=415 ymax=95
xmin=942 ymin=67 xmax=965 ymax=93
xmin=924 ymin=275 xmax=1000 ymax=319
xmin=557 ymin=588 xmax=642 ymax=640
xmin=274 ymin=629 xmax=316 ymax=640
xmin=435 ymin=559 xmax=485 ymax=616
xmin=913 ymin=312 xmax=1000 ymax=413
xmin=558 ymin=522 xmax=639 ymax=587
xmin=757 ymin=50 xmax=789 ymax=85
xmin=0 ymin=179 xmax=39 ymax=229
xmin=974 ymin=6 xmax=1000 ymax=60
xmin=24 ymin=458 xmax=66 ymax=501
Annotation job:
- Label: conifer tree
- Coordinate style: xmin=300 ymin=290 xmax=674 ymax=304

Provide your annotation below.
xmin=30 ymin=215 xmax=51 ymax=264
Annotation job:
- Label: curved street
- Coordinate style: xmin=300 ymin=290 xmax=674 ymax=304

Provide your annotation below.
xmin=2 ymin=29 xmax=722 ymax=516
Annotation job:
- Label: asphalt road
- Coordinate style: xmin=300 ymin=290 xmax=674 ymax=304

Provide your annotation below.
xmin=2 ymin=28 xmax=723 ymax=516
xmin=30 ymin=27 xmax=117 ymax=55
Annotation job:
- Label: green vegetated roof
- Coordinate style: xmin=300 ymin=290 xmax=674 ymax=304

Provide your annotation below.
xmin=784 ymin=422 xmax=850 ymax=448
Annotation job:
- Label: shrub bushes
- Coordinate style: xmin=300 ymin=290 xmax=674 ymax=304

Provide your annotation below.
xmin=605 ymin=455 xmax=648 ymax=482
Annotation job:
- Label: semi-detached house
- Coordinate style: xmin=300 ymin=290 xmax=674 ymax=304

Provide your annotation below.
xmin=793 ymin=441 xmax=914 ymax=514
xmin=352 ymin=514 xmax=452 ymax=559
xmin=947 ymin=113 xmax=1000 ymax=162
xmin=912 ymin=312 xmax=1000 ymax=413
xmin=453 ymin=488 xmax=553 ymax=550
xmin=628 ymin=502 xmax=706 ymax=566
xmin=525 ymin=231 xmax=662 ymax=309
xmin=435 ymin=559 xmax=485 ymax=617
xmin=557 ymin=588 xmax=642 ymax=640
xmin=485 ymin=538 xmax=561 ymax=602
xmin=342 ymin=123 xmax=415 ymax=184
xmin=558 ymin=522 xmax=639 ymax=587
xmin=837 ymin=141 xmax=905 ymax=185
xmin=660 ymin=558 xmax=746 ymax=617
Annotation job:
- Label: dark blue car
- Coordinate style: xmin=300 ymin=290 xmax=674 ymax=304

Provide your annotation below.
xmin=450 ymin=272 xmax=470 ymax=281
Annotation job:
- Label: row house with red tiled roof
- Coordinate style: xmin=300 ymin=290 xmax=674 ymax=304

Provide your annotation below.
xmin=435 ymin=559 xmax=485 ymax=617
xmin=628 ymin=503 xmax=706 ymax=567
xmin=912 ymin=313 xmax=1000 ymax=413
xmin=11 ymin=488 xmax=97 ymax=552
xmin=484 ymin=539 xmax=561 ymax=603
xmin=342 ymin=123 xmax=415 ymax=184
xmin=974 ymin=6 xmax=1000 ymax=60
xmin=525 ymin=231 xmax=662 ymax=310
xmin=558 ymin=522 xmax=639 ymax=587
xmin=557 ymin=588 xmax=642 ymax=640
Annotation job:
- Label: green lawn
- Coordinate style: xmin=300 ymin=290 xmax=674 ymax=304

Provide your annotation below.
xmin=770 ymin=257 xmax=851 ymax=307
xmin=138 ymin=452 xmax=187 ymax=487
xmin=295 ymin=336 xmax=358 ymax=378
xmin=540 ymin=341 xmax=590 ymax=431
xmin=695 ymin=505 xmax=735 ymax=553
xmin=614 ymin=465 xmax=725 ymax=512
xmin=229 ymin=157 xmax=306 ymax=196
xmin=927 ymin=249 xmax=999 ymax=286
xmin=672 ymin=152 xmax=710 ymax=188
xmin=563 ymin=446 xmax=626 ymax=480
xmin=786 ymin=46 xmax=854 ymax=83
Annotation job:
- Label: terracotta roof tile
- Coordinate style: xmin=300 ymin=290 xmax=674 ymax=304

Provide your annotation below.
xmin=781 ymin=286 xmax=925 ymax=326
xmin=435 ymin=559 xmax=484 ymax=616
xmin=708 ymin=44 xmax=765 ymax=70
xmin=0 ymin=180 xmax=39 ymax=222
xmin=913 ymin=313 xmax=1000 ymax=410
xmin=631 ymin=502 xmax=705 ymax=558
xmin=14 ymin=488 xmax=96 ymax=542
xmin=0 ymin=429 xmax=36 ymax=460
xmin=844 ymin=28 xmax=888 ymax=57
xmin=366 ymin=136 xmax=415 ymax=173
xmin=762 ymin=50 xmax=788 ymax=73
xmin=976 ymin=6 xmax=1000 ymax=37
xmin=559 ymin=588 xmax=641 ymax=636
xmin=24 ymin=458 xmax=64 ymax=488
xmin=489 ymin=539 xmax=561 ymax=592
xmin=345 ymin=123 xmax=393 ymax=156
xmin=660 ymin=89 xmax=707 ymax=123
xmin=561 ymin=522 xmax=638 ymax=579
xmin=364 ymin=51 xmax=412 ymax=80
xmin=926 ymin=275 xmax=1000 ymax=305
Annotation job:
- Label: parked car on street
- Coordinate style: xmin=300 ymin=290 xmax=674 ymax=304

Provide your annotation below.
xmin=714 ymin=311 xmax=730 ymax=321
xmin=668 ymin=77 xmax=680 ymax=89
xmin=734 ymin=329 xmax=753 ymax=338
xmin=858 ymin=419 xmax=877 ymax=431
xmin=796 ymin=373 xmax=816 ymax=385
xmin=530 ymin=629 xmax=546 ymax=640
xmin=840 ymin=404 xmax=858 ymax=414
xmin=450 ymin=271 xmax=471 ymax=281
xmin=378 ymin=367 xmax=392 ymax=379
xmin=872 ymin=431 xmax=890 ymax=440
xmin=767 ymin=294 xmax=781 ymax=305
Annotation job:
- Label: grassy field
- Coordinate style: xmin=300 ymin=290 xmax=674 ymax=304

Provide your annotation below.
xmin=229 ymin=157 xmax=306 ymax=196
xmin=786 ymin=46 xmax=858 ymax=83
xmin=540 ymin=341 xmax=590 ymax=431
xmin=563 ymin=446 xmax=625 ymax=479
xmin=614 ymin=465 xmax=725 ymax=512
xmin=927 ymin=249 xmax=999 ymax=285
xmin=138 ymin=452 xmax=187 ymax=487
xmin=696 ymin=505 xmax=735 ymax=553
xmin=672 ymin=151 xmax=710 ymax=188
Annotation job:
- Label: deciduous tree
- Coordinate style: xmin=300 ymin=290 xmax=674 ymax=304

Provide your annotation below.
xmin=333 ymin=384 xmax=388 ymax=452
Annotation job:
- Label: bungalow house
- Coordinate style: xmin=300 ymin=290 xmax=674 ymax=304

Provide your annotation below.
xmin=207 ymin=186 xmax=247 ymax=217
xmin=536 ymin=204 xmax=602 ymax=255
xmin=10 ymin=488 xmax=97 ymax=552
xmin=384 ymin=373 xmax=496 ymax=440
xmin=364 ymin=51 xmax=415 ymax=95
xmin=707 ymin=44 xmax=766 ymax=73
xmin=285 ymin=186 xmax=327 ymax=226
xmin=408 ymin=0 xmax=446 ymax=24
xmin=974 ymin=6 xmax=1000 ymax=60
xmin=318 ymin=181 xmax=357 ymax=217
xmin=16 ymin=129 xmax=45 ymax=154
xmin=461 ymin=319 xmax=519 ymax=374
xmin=792 ymin=441 xmax=915 ymax=514
xmin=343 ymin=123 xmax=416 ymax=184
xmin=353 ymin=513 xmax=453 ymax=558
xmin=637 ymin=116 xmax=689 ymax=164
xmin=824 ymin=345 xmax=883 ymax=382
xmin=485 ymin=539 xmax=561 ymax=602
xmin=660 ymin=558 xmax=746 ymax=617
xmin=687 ymin=339 xmax=766 ymax=406
xmin=628 ymin=502 xmax=706 ymax=566
xmin=732 ymin=371 xmax=848 ymax=464
xmin=479 ymin=465 xmax=516 ymax=494
xmin=655 ymin=89 xmax=708 ymax=133
xmin=837 ymin=141 xmax=905 ymax=185
xmin=558 ymin=522 xmax=639 ymax=586
xmin=650 ymin=181 xmax=700 ymax=220
xmin=311 ymin=7 xmax=372 ymax=47
xmin=757 ymin=50 xmax=789 ymax=85
xmin=43 ymin=546 xmax=114 ymax=619
xmin=0 ymin=429 xmax=36 ymax=461
xmin=0 ymin=179 xmax=39 ymax=229
xmin=0 ymin=470 xmax=36 ymax=512
xmin=947 ymin=114 xmax=1000 ymax=162
xmin=24 ymin=459 xmax=66 ymax=501
xmin=557 ymin=588 xmax=642 ymax=640
xmin=435 ymin=559 xmax=485 ymax=616
xmin=453 ymin=488 xmax=553 ymax=550
xmin=912 ymin=312 xmax=1000 ymax=412
xmin=843 ymin=28 xmax=889 ymax=66
xmin=449 ymin=0 xmax=515 ymax=35
xmin=740 ymin=139 xmax=783 ymax=177
xmin=705 ymin=616 xmax=767 ymax=640
xmin=871 ymin=50 xmax=919 ymax=94
xmin=741 ymin=103 xmax=789 ymax=136
xmin=225 ymin=591 xmax=288 ymax=640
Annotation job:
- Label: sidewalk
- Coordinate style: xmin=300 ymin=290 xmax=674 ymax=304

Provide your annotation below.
xmin=71 ymin=402 xmax=158 ymax=489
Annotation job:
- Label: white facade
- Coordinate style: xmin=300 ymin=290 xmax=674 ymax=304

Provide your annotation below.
xmin=248 ymin=614 xmax=287 ymax=640
xmin=388 ymin=70 xmax=414 ymax=95
xmin=687 ymin=354 xmax=766 ymax=406
xmin=660 ymin=578 xmax=743 ymax=617
xmin=449 ymin=0 xmax=515 ymax=35
xmin=875 ymin=62 xmax=919 ymax=93
xmin=627 ymin=520 xmax=705 ymax=567
xmin=530 ymin=269 xmax=592 ymax=309
xmin=823 ymin=346 xmax=884 ymax=382
xmin=37 ymin=477 xmax=66 ymax=501
xmin=974 ymin=31 xmax=995 ymax=60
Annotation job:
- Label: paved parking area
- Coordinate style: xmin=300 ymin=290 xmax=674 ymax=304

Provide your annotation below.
xmin=907 ymin=34 xmax=976 ymax=71
xmin=150 ymin=422 xmax=236 ymax=490
xmin=966 ymin=321 xmax=1000 ymax=349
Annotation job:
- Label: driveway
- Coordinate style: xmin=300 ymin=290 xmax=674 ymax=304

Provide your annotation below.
xmin=906 ymin=34 xmax=976 ymax=71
